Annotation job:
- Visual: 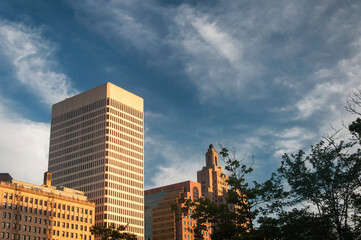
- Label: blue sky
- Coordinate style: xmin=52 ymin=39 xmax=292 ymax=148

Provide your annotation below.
xmin=0 ymin=0 xmax=360 ymax=189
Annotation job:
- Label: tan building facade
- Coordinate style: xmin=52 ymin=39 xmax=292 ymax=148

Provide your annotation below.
xmin=48 ymin=83 xmax=144 ymax=239
xmin=0 ymin=173 xmax=95 ymax=240
xmin=145 ymin=181 xmax=211 ymax=240
xmin=197 ymin=144 xmax=229 ymax=204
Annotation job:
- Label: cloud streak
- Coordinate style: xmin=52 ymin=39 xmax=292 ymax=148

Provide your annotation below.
xmin=0 ymin=20 xmax=77 ymax=185
xmin=0 ymin=20 xmax=77 ymax=104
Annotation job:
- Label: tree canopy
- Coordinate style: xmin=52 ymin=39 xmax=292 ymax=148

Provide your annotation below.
xmin=178 ymin=90 xmax=361 ymax=240
xmin=90 ymin=224 xmax=137 ymax=240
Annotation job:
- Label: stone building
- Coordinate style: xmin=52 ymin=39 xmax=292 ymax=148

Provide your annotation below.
xmin=0 ymin=172 xmax=94 ymax=240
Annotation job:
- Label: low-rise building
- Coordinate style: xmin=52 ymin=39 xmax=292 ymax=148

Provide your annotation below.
xmin=0 ymin=172 xmax=95 ymax=240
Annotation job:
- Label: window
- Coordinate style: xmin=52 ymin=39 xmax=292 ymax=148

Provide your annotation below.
xmin=4 ymin=192 xmax=7 ymax=198
xmin=9 ymin=194 xmax=13 ymax=200
xmin=193 ymin=187 xmax=199 ymax=200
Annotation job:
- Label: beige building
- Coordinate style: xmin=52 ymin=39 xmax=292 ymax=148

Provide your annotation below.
xmin=145 ymin=181 xmax=211 ymax=240
xmin=197 ymin=144 xmax=229 ymax=205
xmin=0 ymin=173 xmax=95 ymax=240
xmin=47 ymin=83 xmax=144 ymax=239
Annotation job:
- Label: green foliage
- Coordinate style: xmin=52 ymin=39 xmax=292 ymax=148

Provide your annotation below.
xmin=90 ymin=224 xmax=137 ymax=240
xmin=349 ymin=118 xmax=361 ymax=143
xmin=177 ymin=92 xmax=361 ymax=240
xmin=179 ymin=146 xmax=268 ymax=240
xmin=257 ymin=209 xmax=336 ymax=239
xmin=272 ymin=138 xmax=361 ymax=239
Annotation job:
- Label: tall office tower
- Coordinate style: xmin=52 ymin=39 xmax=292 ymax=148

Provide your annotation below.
xmin=48 ymin=83 xmax=144 ymax=239
xmin=144 ymin=181 xmax=211 ymax=240
xmin=197 ymin=144 xmax=229 ymax=204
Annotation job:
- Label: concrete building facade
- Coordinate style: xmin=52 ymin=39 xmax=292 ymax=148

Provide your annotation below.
xmin=48 ymin=83 xmax=144 ymax=239
xmin=197 ymin=144 xmax=229 ymax=205
xmin=0 ymin=173 xmax=95 ymax=240
xmin=145 ymin=181 xmax=211 ymax=240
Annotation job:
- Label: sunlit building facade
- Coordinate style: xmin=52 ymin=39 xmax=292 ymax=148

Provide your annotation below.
xmin=197 ymin=144 xmax=229 ymax=205
xmin=0 ymin=173 xmax=95 ymax=240
xmin=145 ymin=181 xmax=211 ymax=240
xmin=48 ymin=83 xmax=144 ymax=239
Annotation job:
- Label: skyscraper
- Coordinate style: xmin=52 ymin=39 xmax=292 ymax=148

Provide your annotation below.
xmin=48 ymin=83 xmax=144 ymax=239
xmin=197 ymin=144 xmax=229 ymax=204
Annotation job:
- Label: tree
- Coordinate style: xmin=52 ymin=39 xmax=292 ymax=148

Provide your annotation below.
xmin=179 ymin=147 xmax=271 ymax=240
xmin=90 ymin=224 xmax=137 ymax=240
xmin=276 ymin=138 xmax=361 ymax=240
xmin=257 ymin=208 xmax=336 ymax=240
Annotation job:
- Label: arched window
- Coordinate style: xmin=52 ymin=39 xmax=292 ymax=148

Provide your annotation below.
xmin=193 ymin=187 xmax=199 ymax=200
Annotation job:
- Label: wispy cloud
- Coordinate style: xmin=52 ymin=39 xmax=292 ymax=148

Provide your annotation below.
xmin=273 ymin=127 xmax=316 ymax=157
xmin=145 ymin=132 xmax=204 ymax=189
xmin=0 ymin=20 xmax=77 ymax=185
xmin=71 ymin=0 xmax=159 ymax=51
xmin=0 ymin=20 xmax=77 ymax=104
xmin=295 ymin=37 xmax=361 ymax=120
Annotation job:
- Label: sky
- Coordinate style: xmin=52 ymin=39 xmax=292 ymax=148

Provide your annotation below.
xmin=0 ymin=0 xmax=361 ymax=189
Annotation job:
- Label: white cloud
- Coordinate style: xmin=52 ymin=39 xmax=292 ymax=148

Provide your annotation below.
xmin=0 ymin=20 xmax=77 ymax=185
xmin=190 ymin=17 xmax=241 ymax=64
xmin=0 ymin=20 xmax=77 ymax=104
xmin=295 ymin=37 xmax=361 ymax=120
xmin=0 ymin=100 xmax=50 ymax=185
xmin=273 ymin=127 xmax=316 ymax=157
xmin=145 ymin=133 xmax=204 ymax=189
